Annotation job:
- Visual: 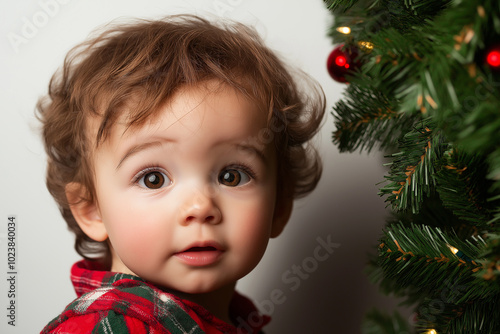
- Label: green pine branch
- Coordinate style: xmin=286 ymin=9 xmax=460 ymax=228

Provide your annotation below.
xmin=326 ymin=0 xmax=451 ymax=32
xmin=333 ymin=77 xmax=416 ymax=153
xmin=325 ymin=0 xmax=364 ymax=12
xmin=476 ymin=233 xmax=500 ymax=281
xmin=487 ymin=148 xmax=500 ymax=199
xmin=388 ymin=192 xmax=480 ymax=242
xmin=362 ymin=309 xmax=412 ymax=334
xmin=374 ymin=223 xmax=490 ymax=302
xmin=435 ymin=148 xmax=496 ymax=227
xmin=379 ymin=121 xmax=444 ymax=213
xmin=417 ymin=296 xmax=500 ymax=334
xmin=326 ymin=0 xmax=500 ymax=332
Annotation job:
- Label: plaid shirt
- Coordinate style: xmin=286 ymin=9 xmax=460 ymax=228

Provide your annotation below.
xmin=41 ymin=260 xmax=270 ymax=334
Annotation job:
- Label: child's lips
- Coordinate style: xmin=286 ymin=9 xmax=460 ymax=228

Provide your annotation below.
xmin=174 ymin=242 xmax=225 ymax=266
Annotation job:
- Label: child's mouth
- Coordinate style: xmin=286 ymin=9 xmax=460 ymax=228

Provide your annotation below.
xmin=174 ymin=244 xmax=224 ymax=266
xmin=185 ymin=246 xmax=217 ymax=252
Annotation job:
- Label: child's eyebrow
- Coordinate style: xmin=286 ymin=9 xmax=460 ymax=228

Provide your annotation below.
xmin=115 ymin=141 xmax=267 ymax=170
xmin=233 ymin=144 xmax=267 ymax=165
xmin=115 ymin=141 xmax=164 ymax=170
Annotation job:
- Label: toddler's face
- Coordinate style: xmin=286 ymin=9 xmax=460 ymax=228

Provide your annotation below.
xmin=91 ymin=82 xmax=281 ymax=294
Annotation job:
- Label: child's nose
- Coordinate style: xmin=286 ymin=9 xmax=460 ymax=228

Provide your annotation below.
xmin=179 ymin=187 xmax=222 ymax=226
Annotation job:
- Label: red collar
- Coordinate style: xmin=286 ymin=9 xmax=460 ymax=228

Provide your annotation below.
xmin=70 ymin=259 xmax=270 ymax=333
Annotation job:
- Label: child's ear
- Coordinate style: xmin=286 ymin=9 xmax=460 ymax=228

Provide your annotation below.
xmin=65 ymin=182 xmax=108 ymax=242
xmin=271 ymin=196 xmax=293 ymax=238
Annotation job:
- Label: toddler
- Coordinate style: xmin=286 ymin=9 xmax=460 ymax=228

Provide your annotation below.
xmin=38 ymin=14 xmax=325 ymax=333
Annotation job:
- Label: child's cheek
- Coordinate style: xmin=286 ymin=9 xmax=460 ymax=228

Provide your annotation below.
xmin=109 ymin=220 xmax=164 ymax=273
xmin=228 ymin=198 xmax=274 ymax=257
xmin=105 ymin=203 xmax=160 ymax=258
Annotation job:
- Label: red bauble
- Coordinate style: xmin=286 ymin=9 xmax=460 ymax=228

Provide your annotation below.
xmin=486 ymin=47 xmax=500 ymax=69
xmin=327 ymin=44 xmax=360 ymax=83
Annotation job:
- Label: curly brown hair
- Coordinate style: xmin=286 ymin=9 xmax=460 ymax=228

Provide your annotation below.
xmin=37 ymin=15 xmax=326 ymax=261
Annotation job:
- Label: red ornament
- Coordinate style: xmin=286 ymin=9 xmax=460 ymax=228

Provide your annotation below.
xmin=327 ymin=44 xmax=360 ymax=83
xmin=486 ymin=49 xmax=500 ymax=68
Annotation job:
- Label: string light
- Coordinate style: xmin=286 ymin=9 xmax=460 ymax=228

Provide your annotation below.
xmin=486 ymin=49 xmax=500 ymax=68
xmin=447 ymin=244 xmax=476 ymax=264
xmin=336 ymin=26 xmax=351 ymax=35
xmin=448 ymin=245 xmax=459 ymax=255
xmin=427 ymin=329 xmax=437 ymax=334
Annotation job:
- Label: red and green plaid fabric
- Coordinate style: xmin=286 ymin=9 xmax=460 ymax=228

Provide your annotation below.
xmin=41 ymin=260 xmax=270 ymax=333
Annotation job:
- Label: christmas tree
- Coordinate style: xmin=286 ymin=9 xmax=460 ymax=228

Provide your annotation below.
xmin=324 ymin=0 xmax=500 ymax=333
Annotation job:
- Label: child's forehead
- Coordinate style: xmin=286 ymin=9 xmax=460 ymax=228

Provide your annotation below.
xmin=93 ymin=82 xmax=271 ymax=147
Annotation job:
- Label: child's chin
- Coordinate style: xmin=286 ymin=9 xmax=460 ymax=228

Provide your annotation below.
xmin=177 ymin=280 xmax=230 ymax=295
xmin=181 ymin=284 xmax=219 ymax=294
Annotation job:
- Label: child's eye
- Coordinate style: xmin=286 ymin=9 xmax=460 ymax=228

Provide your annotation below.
xmin=137 ymin=170 xmax=171 ymax=189
xmin=218 ymin=168 xmax=251 ymax=187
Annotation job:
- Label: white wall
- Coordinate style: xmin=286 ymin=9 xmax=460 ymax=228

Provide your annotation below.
xmin=0 ymin=0 xmax=402 ymax=333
